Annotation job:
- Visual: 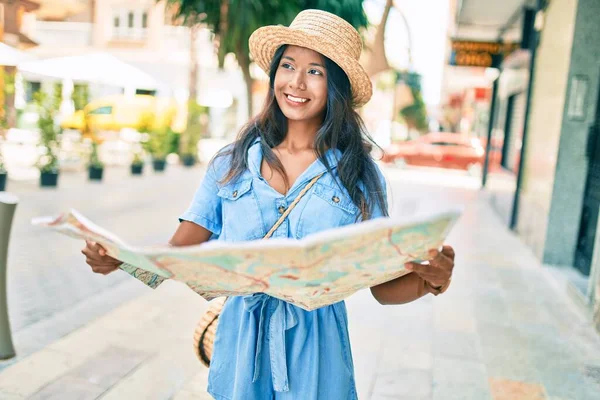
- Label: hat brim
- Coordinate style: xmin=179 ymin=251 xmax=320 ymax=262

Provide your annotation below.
xmin=249 ymin=25 xmax=372 ymax=108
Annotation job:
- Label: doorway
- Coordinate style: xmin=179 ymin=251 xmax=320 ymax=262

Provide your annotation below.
xmin=575 ymin=76 xmax=600 ymax=276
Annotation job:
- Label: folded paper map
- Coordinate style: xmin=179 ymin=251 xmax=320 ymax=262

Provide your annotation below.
xmin=33 ymin=209 xmax=461 ymax=310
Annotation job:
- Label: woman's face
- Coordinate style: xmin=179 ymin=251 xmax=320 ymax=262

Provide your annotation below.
xmin=273 ymin=45 xmax=328 ymax=124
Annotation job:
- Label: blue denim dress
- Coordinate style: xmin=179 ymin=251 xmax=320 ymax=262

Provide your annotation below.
xmin=179 ymin=138 xmax=387 ymax=400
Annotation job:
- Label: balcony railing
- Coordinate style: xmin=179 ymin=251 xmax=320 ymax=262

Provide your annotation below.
xmin=29 ymin=21 xmax=213 ymax=54
xmin=32 ymin=21 xmax=92 ymax=48
xmin=110 ymin=27 xmax=148 ymax=42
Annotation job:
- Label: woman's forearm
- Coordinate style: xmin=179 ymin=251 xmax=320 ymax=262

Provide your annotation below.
xmin=370 ymin=272 xmax=429 ymax=305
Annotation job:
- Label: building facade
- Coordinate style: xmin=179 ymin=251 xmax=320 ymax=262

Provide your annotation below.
xmin=19 ymin=0 xmax=247 ymax=137
xmin=477 ymin=0 xmax=600 ymax=328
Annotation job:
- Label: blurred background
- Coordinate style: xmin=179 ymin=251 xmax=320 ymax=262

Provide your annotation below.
xmin=1 ymin=1 xmax=600 ymax=399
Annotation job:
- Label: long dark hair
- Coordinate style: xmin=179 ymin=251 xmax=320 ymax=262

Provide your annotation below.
xmin=216 ymin=45 xmax=388 ymax=220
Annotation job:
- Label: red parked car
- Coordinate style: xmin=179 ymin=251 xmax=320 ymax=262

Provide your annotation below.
xmin=381 ymin=132 xmax=486 ymax=174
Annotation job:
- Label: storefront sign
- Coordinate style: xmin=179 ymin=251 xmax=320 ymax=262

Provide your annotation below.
xmin=449 ymin=41 xmax=519 ymax=69
xmin=567 ymin=75 xmax=589 ymax=120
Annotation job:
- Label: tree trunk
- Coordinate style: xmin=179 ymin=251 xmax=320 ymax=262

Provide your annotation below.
xmin=189 ymin=25 xmax=199 ymax=103
xmin=237 ymin=50 xmax=253 ymax=119
xmin=4 ymin=67 xmax=16 ymax=129
xmin=182 ymin=24 xmax=199 ymax=155
xmin=217 ymin=0 xmax=229 ymax=67
xmin=365 ymin=0 xmax=392 ymax=77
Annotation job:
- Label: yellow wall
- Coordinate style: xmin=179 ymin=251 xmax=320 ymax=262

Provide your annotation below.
xmin=517 ymin=0 xmax=579 ymax=257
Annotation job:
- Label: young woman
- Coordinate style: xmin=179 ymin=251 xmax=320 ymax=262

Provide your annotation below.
xmin=82 ymin=10 xmax=455 ymax=400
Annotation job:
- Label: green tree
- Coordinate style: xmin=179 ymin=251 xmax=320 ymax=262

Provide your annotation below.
xmin=166 ymin=0 xmax=368 ymax=117
xmin=180 ymin=100 xmax=208 ymax=159
xmin=397 ymin=71 xmax=428 ymax=133
xmin=34 ymin=88 xmax=63 ymax=173
xmin=72 ymin=84 xmax=90 ymax=111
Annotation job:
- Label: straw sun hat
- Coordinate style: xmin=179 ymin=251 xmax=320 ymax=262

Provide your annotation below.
xmin=249 ymin=9 xmax=372 ymax=108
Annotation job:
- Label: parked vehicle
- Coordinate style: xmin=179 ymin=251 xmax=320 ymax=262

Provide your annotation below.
xmin=60 ymin=95 xmax=186 ymax=135
xmin=381 ymin=132 xmax=486 ymax=174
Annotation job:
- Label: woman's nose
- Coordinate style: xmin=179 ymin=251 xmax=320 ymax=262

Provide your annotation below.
xmin=288 ymin=73 xmax=306 ymax=91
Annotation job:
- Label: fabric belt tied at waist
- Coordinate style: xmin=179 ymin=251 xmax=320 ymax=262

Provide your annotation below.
xmin=243 ymin=293 xmax=298 ymax=392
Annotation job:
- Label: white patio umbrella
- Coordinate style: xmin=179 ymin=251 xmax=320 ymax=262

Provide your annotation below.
xmin=0 ymin=43 xmax=35 ymax=66
xmin=18 ymin=53 xmax=160 ymax=89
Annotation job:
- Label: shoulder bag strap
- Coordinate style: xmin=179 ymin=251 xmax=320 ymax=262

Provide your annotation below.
xmin=263 ymin=172 xmax=324 ymax=239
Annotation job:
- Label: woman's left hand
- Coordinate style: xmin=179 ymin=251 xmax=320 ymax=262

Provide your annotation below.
xmin=404 ymin=245 xmax=455 ymax=288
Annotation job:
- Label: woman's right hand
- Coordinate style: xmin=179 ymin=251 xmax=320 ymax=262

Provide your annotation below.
xmin=81 ymin=240 xmax=122 ymax=275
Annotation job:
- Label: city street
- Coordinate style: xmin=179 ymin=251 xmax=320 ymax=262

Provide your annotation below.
xmin=0 ymin=164 xmax=599 ymax=399
xmin=3 ymin=164 xmax=202 ymax=359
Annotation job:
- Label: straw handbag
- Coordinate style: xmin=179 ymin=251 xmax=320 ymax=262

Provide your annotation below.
xmin=193 ymin=172 xmax=324 ymax=367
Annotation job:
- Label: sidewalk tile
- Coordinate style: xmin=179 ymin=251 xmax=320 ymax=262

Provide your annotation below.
xmin=174 ymin=369 xmax=210 ymax=396
xmin=433 ymin=330 xmax=482 ymax=361
xmin=98 ymin=339 xmax=200 ymax=400
xmin=489 ymin=378 xmax=546 ymax=400
xmin=0 ymin=393 xmax=25 ymax=400
xmin=27 ymin=347 xmax=148 ymax=400
xmin=432 ymin=356 xmax=491 ymax=400
xmin=538 ymin=367 xmax=599 ymax=400
xmin=372 ymin=369 xmax=432 ymax=398
xmin=0 ymin=348 xmax=89 ymax=397
xmin=381 ymin=348 xmax=432 ymax=371
xmin=171 ymin=390 xmax=214 ymax=400
xmin=28 ymin=376 xmax=107 ymax=400
xmin=70 ymin=346 xmax=148 ymax=387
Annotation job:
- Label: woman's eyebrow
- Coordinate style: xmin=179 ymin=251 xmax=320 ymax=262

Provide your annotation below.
xmin=282 ymin=56 xmax=324 ymax=68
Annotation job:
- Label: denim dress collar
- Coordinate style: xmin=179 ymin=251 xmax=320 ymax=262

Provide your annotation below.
xmin=246 ymin=137 xmax=343 ymax=198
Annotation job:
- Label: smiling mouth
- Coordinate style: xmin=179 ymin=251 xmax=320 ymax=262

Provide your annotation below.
xmin=285 ymin=93 xmax=310 ymax=104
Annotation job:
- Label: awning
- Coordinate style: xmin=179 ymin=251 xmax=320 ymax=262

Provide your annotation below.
xmin=454 ymin=0 xmax=528 ymax=41
xmin=0 ymin=42 xmax=36 ymax=66
xmin=18 ymin=53 xmax=160 ymax=89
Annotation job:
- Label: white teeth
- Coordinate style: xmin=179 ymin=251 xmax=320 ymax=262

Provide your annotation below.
xmin=286 ymin=95 xmax=308 ymax=103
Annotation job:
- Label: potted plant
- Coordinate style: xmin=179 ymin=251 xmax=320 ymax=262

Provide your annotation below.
xmin=0 ymin=146 xmax=6 ymax=192
xmin=130 ymin=150 xmax=144 ymax=175
xmin=0 ymin=110 xmax=7 ymax=192
xmin=179 ymin=100 xmax=208 ymax=167
xmin=88 ymin=141 xmax=104 ymax=181
xmin=34 ymin=91 xmax=62 ymax=188
xmin=138 ymin=111 xmax=171 ymax=172
xmin=148 ymin=125 xmax=174 ymax=172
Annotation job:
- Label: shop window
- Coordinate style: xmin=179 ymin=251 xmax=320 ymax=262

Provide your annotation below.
xmin=25 ymin=81 xmax=41 ymax=103
xmin=88 ymin=106 xmax=113 ymax=115
xmin=111 ymin=9 xmax=149 ymax=40
xmin=502 ymin=93 xmax=526 ymax=174
xmin=128 ymin=12 xmax=134 ymax=28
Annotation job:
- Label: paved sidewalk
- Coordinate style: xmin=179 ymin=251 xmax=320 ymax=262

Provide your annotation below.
xmin=1 ymin=190 xmax=599 ymax=398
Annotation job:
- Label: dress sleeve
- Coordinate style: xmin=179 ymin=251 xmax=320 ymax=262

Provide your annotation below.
xmin=178 ymin=156 xmax=224 ymax=235
xmin=119 ymin=157 xmax=227 ymax=289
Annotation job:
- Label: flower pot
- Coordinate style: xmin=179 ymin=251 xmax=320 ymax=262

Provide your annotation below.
xmin=152 ymin=159 xmax=167 ymax=172
xmin=131 ymin=164 xmax=144 ymax=175
xmin=40 ymin=171 xmax=59 ymax=187
xmin=181 ymin=154 xmax=196 ymax=167
xmin=0 ymin=172 xmax=6 ymax=191
xmin=88 ymin=166 xmax=104 ymax=181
